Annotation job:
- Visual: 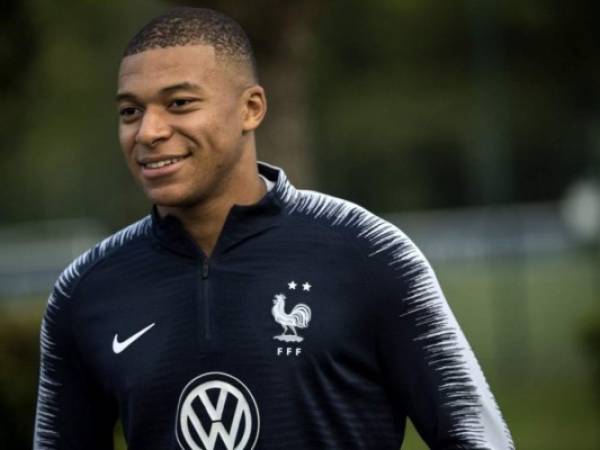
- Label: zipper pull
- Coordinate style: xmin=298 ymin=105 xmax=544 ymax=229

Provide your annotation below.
xmin=202 ymin=259 xmax=209 ymax=279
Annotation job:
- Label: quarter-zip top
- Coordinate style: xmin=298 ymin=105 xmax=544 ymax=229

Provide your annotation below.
xmin=201 ymin=258 xmax=210 ymax=341
xmin=34 ymin=162 xmax=514 ymax=450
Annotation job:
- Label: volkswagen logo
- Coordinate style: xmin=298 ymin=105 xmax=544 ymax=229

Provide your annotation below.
xmin=175 ymin=372 xmax=260 ymax=450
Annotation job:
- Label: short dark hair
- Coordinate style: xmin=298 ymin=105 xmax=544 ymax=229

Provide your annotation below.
xmin=124 ymin=7 xmax=257 ymax=80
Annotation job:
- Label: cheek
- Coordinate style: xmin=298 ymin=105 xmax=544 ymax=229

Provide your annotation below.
xmin=208 ymin=112 xmax=243 ymax=149
xmin=118 ymin=125 xmax=137 ymax=158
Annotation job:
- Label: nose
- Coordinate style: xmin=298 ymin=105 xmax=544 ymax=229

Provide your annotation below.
xmin=135 ymin=108 xmax=171 ymax=147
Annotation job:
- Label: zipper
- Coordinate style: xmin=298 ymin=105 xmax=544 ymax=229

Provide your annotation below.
xmin=202 ymin=258 xmax=211 ymax=341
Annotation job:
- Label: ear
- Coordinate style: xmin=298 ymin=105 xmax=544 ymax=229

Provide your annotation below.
xmin=241 ymin=85 xmax=267 ymax=132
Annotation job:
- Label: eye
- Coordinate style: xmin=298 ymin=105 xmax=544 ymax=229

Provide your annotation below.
xmin=119 ymin=106 xmax=141 ymax=122
xmin=169 ymin=98 xmax=196 ymax=110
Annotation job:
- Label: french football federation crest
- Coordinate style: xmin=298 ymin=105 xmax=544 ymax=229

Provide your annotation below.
xmin=271 ymin=289 xmax=312 ymax=343
xmin=176 ymin=372 xmax=260 ymax=450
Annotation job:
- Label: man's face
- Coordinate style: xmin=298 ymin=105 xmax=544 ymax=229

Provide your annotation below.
xmin=117 ymin=45 xmax=256 ymax=208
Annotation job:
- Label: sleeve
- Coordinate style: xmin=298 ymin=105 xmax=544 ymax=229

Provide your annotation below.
xmin=33 ymin=288 xmax=117 ymax=450
xmin=370 ymin=229 xmax=514 ymax=450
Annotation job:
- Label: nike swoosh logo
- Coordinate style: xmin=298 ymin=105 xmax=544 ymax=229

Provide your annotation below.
xmin=112 ymin=323 xmax=155 ymax=354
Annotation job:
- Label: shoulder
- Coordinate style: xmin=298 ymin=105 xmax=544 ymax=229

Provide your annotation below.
xmin=282 ymin=188 xmax=426 ymax=271
xmin=53 ymin=215 xmax=152 ymax=299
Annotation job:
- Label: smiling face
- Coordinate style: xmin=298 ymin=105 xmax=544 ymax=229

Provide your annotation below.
xmin=117 ymin=44 xmax=266 ymax=209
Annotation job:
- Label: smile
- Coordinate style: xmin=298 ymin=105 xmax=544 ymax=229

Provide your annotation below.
xmin=138 ymin=154 xmax=191 ymax=179
xmin=140 ymin=155 xmax=190 ymax=169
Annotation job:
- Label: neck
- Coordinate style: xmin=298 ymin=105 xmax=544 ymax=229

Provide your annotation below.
xmin=157 ymin=155 xmax=266 ymax=257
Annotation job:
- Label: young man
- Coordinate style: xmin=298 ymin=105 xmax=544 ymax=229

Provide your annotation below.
xmin=34 ymin=7 xmax=514 ymax=450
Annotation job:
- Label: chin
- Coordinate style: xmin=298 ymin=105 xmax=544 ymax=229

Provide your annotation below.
xmin=144 ymin=185 xmax=207 ymax=209
xmin=144 ymin=186 xmax=189 ymax=207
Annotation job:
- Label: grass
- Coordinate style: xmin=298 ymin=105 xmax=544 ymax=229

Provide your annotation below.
xmin=402 ymin=375 xmax=599 ymax=449
xmin=399 ymin=252 xmax=600 ymax=450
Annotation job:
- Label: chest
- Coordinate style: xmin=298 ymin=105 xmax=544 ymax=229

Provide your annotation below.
xmin=73 ymin=247 xmax=378 ymax=396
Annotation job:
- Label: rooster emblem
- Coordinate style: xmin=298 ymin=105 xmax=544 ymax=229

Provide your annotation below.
xmin=271 ymin=293 xmax=312 ymax=342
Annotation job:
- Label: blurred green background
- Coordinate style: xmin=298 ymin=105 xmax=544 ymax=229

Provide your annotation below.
xmin=2 ymin=0 xmax=600 ymax=449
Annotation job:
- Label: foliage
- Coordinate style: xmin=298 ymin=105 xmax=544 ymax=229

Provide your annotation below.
xmin=310 ymin=0 xmax=600 ymax=211
xmin=0 ymin=304 xmax=129 ymax=450
xmin=0 ymin=308 xmax=40 ymax=449
xmin=1 ymin=0 xmax=164 ymax=228
xmin=581 ymin=311 xmax=600 ymax=404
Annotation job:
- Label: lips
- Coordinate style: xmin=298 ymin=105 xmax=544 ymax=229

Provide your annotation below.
xmin=138 ymin=154 xmax=189 ymax=168
xmin=138 ymin=154 xmax=190 ymax=179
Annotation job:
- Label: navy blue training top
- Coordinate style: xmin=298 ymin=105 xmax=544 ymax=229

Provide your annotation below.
xmin=33 ymin=163 xmax=514 ymax=450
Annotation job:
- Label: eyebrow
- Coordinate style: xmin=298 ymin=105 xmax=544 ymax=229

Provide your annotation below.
xmin=116 ymin=82 xmax=204 ymax=103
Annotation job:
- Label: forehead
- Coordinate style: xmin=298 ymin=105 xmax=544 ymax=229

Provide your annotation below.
xmin=117 ymin=45 xmax=225 ymax=93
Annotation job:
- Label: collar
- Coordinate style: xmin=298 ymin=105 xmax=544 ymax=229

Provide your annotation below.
xmin=151 ymin=162 xmax=294 ymax=260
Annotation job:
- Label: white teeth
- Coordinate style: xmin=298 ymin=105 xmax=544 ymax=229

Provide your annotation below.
xmin=144 ymin=157 xmax=183 ymax=169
